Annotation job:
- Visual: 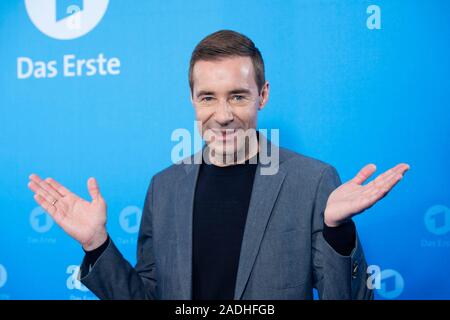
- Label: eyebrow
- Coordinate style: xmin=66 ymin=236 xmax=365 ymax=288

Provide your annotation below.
xmin=196 ymin=88 xmax=252 ymax=98
xmin=228 ymin=89 xmax=251 ymax=95
xmin=196 ymin=90 xmax=215 ymax=98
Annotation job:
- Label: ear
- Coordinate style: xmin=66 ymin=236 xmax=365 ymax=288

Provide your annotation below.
xmin=258 ymin=81 xmax=270 ymax=110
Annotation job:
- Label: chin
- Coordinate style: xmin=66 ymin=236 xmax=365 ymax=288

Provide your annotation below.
xmin=209 ymin=142 xmax=238 ymax=157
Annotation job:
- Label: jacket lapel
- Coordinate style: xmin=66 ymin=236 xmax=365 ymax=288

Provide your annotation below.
xmin=174 ymin=158 xmax=200 ymax=299
xmin=233 ymin=160 xmax=286 ymax=299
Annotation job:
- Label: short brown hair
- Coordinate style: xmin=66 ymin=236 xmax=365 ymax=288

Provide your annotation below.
xmin=189 ymin=30 xmax=265 ymax=94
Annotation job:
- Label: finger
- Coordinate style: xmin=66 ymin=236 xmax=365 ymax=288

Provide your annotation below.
xmin=380 ymin=163 xmax=410 ymax=179
xmin=29 ymin=173 xmax=45 ymax=185
xmin=365 ymin=166 xmax=398 ymax=190
xmin=29 ymin=175 xmax=63 ymax=202
xmin=393 ymin=163 xmax=410 ymax=175
xmin=382 ymin=172 xmax=404 ymax=193
xmin=44 ymin=177 xmax=71 ymax=197
xmin=33 ymin=194 xmax=64 ymax=225
xmin=352 ymin=164 xmax=377 ymax=185
xmin=369 ymin=172 xmax=403 ymax=200
xmin=358 ymin=164 xmax=408 ymax=208
xmin=28 ymin=180 xmax=57 ymax=205
xmin=33 ymin=193 xmax=56 ymax=215
xmin=369 ymin=163 xmax=409 ymax=188
xmin=44 ymin=178 xmax=64 ymax=197
xmin=363 ymin=161 xmax=406 ymax=191
xmin=87 ymin=177 xmax=102 ymax=201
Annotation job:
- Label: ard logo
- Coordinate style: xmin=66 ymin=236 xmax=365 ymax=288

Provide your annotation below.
xmin=25 ymin=0 xmax=109 ymax=40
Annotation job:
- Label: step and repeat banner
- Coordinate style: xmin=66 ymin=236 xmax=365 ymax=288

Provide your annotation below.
xmin=0 ymin=1 xmax=449 ymax=299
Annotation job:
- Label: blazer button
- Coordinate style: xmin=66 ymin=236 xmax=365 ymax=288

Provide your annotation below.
xmin=352 ymin=261 xmax=359 ymax=279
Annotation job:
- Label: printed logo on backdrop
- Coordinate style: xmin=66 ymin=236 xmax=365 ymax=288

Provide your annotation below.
xmin=25 ymin=0 xmax=109 ymax=40
xmin=117 ymin=206 xmax=142 ymax=245
xmin=119 ymin=206 xmax=142 ymax=233
xmin=421 ymin=204 xmax=450 ymax=249
xmin=19 ymin=0 xmax=120 ymax=79
xmin=424 ymin=205 xmax=450 ymax=235
xmin=28 ymin=206 xmax=57 ymax=245
xmin=377 ymin=269 xmax=405 ymax=299
xmin=367 ymin=265 xmax=404 ymax=299
xmin=29 ymin=206 xmax=53 ymax=233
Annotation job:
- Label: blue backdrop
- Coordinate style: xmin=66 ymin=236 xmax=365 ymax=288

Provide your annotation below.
xmin=0 ymin=0 xmax=449 ymax=299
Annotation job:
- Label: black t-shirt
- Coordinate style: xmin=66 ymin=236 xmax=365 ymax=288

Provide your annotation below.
xmin=192 ymin=154 xmax=258 ymax=299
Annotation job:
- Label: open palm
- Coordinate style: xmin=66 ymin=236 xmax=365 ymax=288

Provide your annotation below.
xmin=324 ymin=163 xmax=410 ymax=227
xmin=28 ymin=174 xmax=107 ymax=250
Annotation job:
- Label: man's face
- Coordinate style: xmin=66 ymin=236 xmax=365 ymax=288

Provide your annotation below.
xmin=191 ymin=56 xmax=269 ymax=157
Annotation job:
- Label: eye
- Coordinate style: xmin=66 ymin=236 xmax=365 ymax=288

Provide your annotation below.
xmin=200 ymin=96 xmax=214 ymax=102
xmin=231 ymin=95 xmax=245 ymax=101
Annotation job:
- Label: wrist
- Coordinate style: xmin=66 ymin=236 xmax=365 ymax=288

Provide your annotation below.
xmin=82 ymin=229 xmax=108 ymax=252
xmin=324 ymin=213 xmax=346 ymax=228
xmin=324 ymin=219 xmax=340 ymax=228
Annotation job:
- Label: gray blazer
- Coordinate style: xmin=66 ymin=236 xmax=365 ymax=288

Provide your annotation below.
xmin=80 ymin=135 xmax=373 ymax=300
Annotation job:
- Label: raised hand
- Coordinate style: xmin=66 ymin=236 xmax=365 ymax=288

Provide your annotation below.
xmin=27 ymin=174 xmax=108 ymax=251
xmin=324 ymin=163 xmax=410 ymax=227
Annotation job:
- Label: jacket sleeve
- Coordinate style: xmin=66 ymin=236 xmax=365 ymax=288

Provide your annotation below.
xmin=311 ymin=165 xmax=374 ymax=300
xmin=78 ymin=177 xmax=158 ymax=300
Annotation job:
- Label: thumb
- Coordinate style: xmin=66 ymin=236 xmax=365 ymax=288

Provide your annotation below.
xmin=87 ymin=177 xmax=102 ymax=201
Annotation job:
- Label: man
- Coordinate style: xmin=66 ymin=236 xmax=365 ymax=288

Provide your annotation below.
xmin=27 ymin=30 xmax=409 ymax=300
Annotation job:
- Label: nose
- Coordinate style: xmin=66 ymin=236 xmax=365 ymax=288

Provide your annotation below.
xmin=214 ymin=101 xmax=234 ymax=126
